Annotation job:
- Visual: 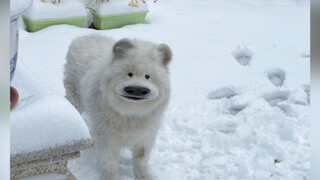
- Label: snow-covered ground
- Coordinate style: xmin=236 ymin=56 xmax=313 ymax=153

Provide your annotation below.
xmin=17 ymin=0 xmax=310 ymax=179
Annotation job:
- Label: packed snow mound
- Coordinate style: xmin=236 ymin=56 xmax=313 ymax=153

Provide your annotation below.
xmin=25 ymin=0 xmax=87 ymax=20
xmin=10 ymin=0 xmax=32 ymax=19
xmin=208 ymin=86 xmax=239 ymax=100
xmin=93 ymin=0 xmax=148 ymax=16
xmin=11 ymin=59 xmax=91 ymax=156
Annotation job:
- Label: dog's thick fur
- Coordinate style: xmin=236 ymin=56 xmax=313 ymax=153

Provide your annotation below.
xmin=63 ymin=34 xmax=172 ymax=180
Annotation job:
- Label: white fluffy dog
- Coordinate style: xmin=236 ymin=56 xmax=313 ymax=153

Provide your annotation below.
xmin=63 ymin=34 xmax=172 ymax=180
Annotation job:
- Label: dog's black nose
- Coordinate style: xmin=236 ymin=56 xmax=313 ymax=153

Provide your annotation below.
xmin=124 ymin=86 xmax=150 ymax=96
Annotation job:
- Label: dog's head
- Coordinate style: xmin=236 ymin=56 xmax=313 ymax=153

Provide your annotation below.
xmin=99 ymin=38 xmax=172 ymax=116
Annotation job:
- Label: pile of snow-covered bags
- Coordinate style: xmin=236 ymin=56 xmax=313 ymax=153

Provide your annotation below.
xmin=23 ymin=0 xmax=149 ymax=32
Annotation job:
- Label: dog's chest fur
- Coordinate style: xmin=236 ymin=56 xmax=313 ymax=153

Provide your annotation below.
xmin=89 ymin=105 xmax=161 ymax=147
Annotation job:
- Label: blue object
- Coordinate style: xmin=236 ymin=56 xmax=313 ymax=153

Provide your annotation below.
xmin=10 ymin=53 xmax=17 ymax=81
xmin=10 ymin=0 xmax=32 ymax=82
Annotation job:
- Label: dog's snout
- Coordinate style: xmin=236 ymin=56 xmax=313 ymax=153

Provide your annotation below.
xmin=124 ymin=86 xmax=150 ymax=96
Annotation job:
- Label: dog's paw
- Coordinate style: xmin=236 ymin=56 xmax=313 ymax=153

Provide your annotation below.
xmin=100 ymin=170 xmax=118 ymax=180
xmin=134 ymin=168 xmax=155 ymax=180
xmin=100 ymin=174 xmax=118 ymax=180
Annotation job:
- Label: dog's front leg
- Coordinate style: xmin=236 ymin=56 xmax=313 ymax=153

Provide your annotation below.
xmin=132 ymin=139 xmax=155 ymax=180
xmin=97 ymin=142 xmax=120 ymax=180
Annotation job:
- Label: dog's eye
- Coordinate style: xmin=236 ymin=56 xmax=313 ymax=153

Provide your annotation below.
xmin=128 ymin=72 xmax=133 ymax=77
xmin=145 ymin=75 xmax=150 ymax=79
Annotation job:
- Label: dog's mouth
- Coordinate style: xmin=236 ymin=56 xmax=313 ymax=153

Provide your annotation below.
xmin=120 ymin=95 xmax=148 ymax=101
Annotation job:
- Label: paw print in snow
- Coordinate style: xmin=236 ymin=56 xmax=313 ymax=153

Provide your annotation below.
xmin=232 ymin=44 xmax=254 ymax=66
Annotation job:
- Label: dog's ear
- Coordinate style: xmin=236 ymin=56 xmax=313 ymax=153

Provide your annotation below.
xmin=113 ymin=38 xmax=134 ymax=59
xmin=157 ymin=44 xmax=172 ymax=67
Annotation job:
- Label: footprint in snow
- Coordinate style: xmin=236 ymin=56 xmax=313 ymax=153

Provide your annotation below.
xmin=261 ymin=90 xmax=289 ymax=106
xmin=267 ymin=68 xmax=286 ymax=87
xmin=232 ymin=44 xmax=254 ymax=66
xmin=288 ymin=87 xmax=309 ymax=105
xmin=227 ymin=103 xmax=247 ymax=115
xmin=224 ymin=95 xmax=249 ymax=115
xmin=303 ymin=84 xmax=310 ymax=104
xmin=277 ymin=102 xmax=298 ymax=118
xmin=208 ymin=86 xmax=238 ymax=100
xmin=301 ymin=51 xmax=310 ymax=58
xmin=208 ymin=119 xmax=238 ymax=134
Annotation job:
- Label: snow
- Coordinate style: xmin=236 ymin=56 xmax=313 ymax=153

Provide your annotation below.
xmin=93 ymin=0 xmax=148 ymax=16
xmin=24 ymin=0 xmax=87 ymax=20
xmin=10 ymin=0 xmax=32 ymax=20
xmin=232 ymin=44 xmax=254 ymax=66
xmin=11 ymin=57 xmax=91 ymax=156
xmin=267 ymin=68 xmax=286 ymax=87
xmin=19 ymin=173 xmax=67 ymax=180
xmin=207 ymin=86 xmax=239 ymax=100
xmin=16 ymin=0 xmax=309 ymax=179
xmin=23 ymin=0 xmax=148 ymax=21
